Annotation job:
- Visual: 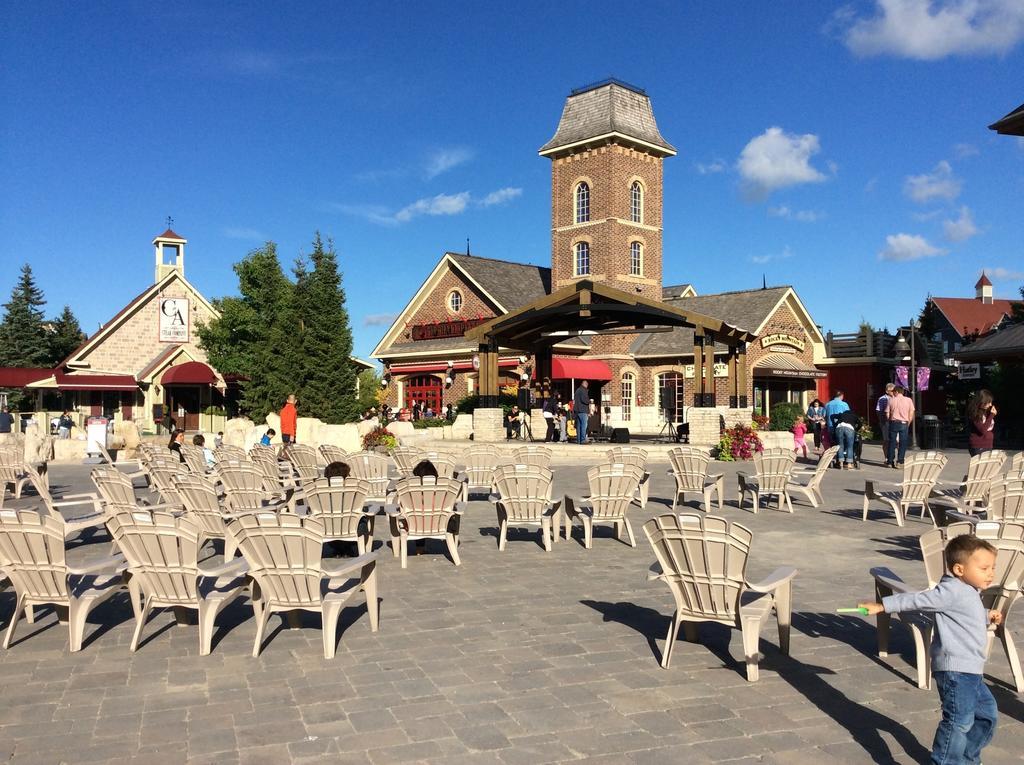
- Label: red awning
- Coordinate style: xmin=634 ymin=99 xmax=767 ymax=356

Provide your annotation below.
xmin=0 ymin=367 xmax=53 ymax=388
xmin=55 ymin=372 xmax=138 ymax=391
xmin=551 ymin=358 xmax=613 ymax=381
xmin=161 ymin=361 xmax=218 ymax=385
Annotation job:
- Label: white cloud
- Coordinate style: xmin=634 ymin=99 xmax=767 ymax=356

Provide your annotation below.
xmin=984 ymin=267 xmax=1024 ymax=281
xmin=695 ymin=160 xmax=726 ymax=175
xmin=332 ymin=203 xmax=402 ymax=227
xmin=223 ymin=227 xmax=268 ymax=242
xmin=394 ymin=192 xmax=470 ymax=222
xmin=363 ymin=312 xmax=399 ymax=327
xmin=942 ymin=206 xmax=979 ymax=242
xmin=954 ymin=142 xmax=979 ymax=158
xmin=737 ymin=127 xmax=827 ymax=199
xmin=878 ymin=233 xmax=946 ymax=261
xmin=424 ymin=148 xmax=474 ymax=179
xmin=479 ymin=187 xmax=522 ymax=207
xmin=751 ymin=245 xmax=795 ymax=264
xmin=903 ymin=160 xmax=962 ymax=203
xmin=768 ymin=205 xmax=823 ymax=222
xmin=838 ymin=0 xmax=1024 ymax=60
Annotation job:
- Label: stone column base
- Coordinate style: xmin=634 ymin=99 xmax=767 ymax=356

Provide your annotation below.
xmin=687 ymin=408 xmax=723 ymax=447
xmin=472 ymin=408 xmax=505 ymax=443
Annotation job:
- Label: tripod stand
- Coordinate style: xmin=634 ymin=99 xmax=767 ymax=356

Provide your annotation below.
xmin=521 ymin=413 xmax=534 ymax=442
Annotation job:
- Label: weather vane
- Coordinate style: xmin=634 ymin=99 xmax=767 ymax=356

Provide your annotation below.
xmin=166 ymin=215 xmax=174 ymax=229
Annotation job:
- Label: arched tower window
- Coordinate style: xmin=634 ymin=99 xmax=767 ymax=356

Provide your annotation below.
xmin=630 ymin=181 xmax=643 ymax=223
xmin=620 ymin=372 xmax=635 ymax=421
xmin=574 ymin=242 xmax=590 ymax=276
xmin=630 ymin=241 xmax=643 ymax=276
xmin=575 ymin=182 xmax=590 ymax=224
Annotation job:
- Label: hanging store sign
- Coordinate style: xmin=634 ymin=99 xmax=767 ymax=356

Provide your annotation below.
xmin=759 ymin=333 xmax=805 ymax=351
xmin=410 ymin=317 xmax=486 ymax=341
xmin=158 ymin=298 xmax=189 ymax=343
xmin=958 ymin=363 xmax=980 ymax=380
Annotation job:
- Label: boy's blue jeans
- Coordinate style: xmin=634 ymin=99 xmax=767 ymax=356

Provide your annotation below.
xmin=931 ymin=671 xmax=997 ymax=765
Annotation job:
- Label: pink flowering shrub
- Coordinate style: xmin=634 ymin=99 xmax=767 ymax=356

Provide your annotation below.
xmin=715 ymin=423 xmax=764 ymax=462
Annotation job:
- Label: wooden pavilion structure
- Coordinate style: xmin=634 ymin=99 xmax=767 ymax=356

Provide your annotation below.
xmin=465 ymin=280 xmax=756 ymax=410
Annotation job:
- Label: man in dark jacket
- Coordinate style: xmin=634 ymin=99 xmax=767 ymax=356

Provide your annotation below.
xmin=573 ymin=381 xmax=591 ymax=445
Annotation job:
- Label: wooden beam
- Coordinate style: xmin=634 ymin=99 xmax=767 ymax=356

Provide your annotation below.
xmin=737 ymin=343 xmax=748 ymax=408
xmin=703 ymin=332 xmax=715 ymax=406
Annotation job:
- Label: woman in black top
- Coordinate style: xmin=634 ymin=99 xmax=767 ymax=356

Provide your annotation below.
xmin=168 ymin=430 xmax=186 ymax=463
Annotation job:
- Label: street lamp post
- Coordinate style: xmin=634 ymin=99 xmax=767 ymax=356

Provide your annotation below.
xmin=892 ymin=321 xmax=920 ymax=452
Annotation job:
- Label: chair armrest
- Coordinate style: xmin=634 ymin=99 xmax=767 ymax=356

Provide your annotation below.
xmin=382 ymin=504 xmax=402 ymax=516
xmin=58 ymin=492 xmax=101 ymax=502
xmin=452 ymin=502 xmax=465 ymax=515
xmin=322 ymin=548 xmax=382 ymax=577
xmin=68 ymin=554 xmax=127 ymax=576
xmin=199 ymin=557 xmax=250 ymax=577
xmin=647 ymin=561 xmax=666 ymax=581
xmin=707 ymin=473 xmax=723 ymax=482
xmin=869 ymin=565 xmax=914 ymax=595
xmin=864 ymin=480 xmax=899 ymax=498
xmin=746 ymin=566 xmax=797 ymax=593
xmin=943 ymin=510 xmax=981 ymax=524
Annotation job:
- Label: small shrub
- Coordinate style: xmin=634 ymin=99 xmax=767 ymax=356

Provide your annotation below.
xmin=716 ymin=423 xmax=764 ymax=462
xmin=769 ymin=402 xmax=802 ymax=432
xmin=202 ymin=405 xmax=227 ymax=416
xmin=412 ymin=418 xmax=448 ymax=429
xmin=751 ymin=412 xmax=769 ymax=430
xmin=455 ymin=393 xmax=518 ymax=415
xmin=362 ymin=426 xmax=397 ymax=451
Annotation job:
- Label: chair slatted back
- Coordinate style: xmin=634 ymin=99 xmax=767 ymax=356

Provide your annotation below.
xmin=227 ymin=513 xmax=325 ymax=607
xmin=962 ymin=451 xmax=1008 ymax=503
xmin=214 ymin=445 xmax=247 ymax=463
xmin=899 ymin=451 xmax=948 ymax=502
xmin=304 ymin=477 xmax=371 ymax=538
xmin=108 ymin=510 xmax=201 ymax=603
xmin=463 ymin=446 xmax=503 ymax=489
xmin=418 ymin=451 xmax=458 ymax=478
xmin=643 ymin=513 xmax=752 ymax=621
xmin=806 ymin=446 xmax=840 ymax=491
xmin=247 ymin=450 xmax=286 ymax=490
xmin=920 ymin=522 xmax=1024 ymax=614
xmin=492 ymin=464 xmax=553 ymax=522
xmin=177 ymin=444 xmax=208 ymax=475
xmin=173 ymin=474 xmax=227 ymax=537
xmin=319 ymin=444 xmax=348 ymax=466
xmin=586 ymin=464 xmax=642 ymax=520
xmin=91 ymin=467 xmax=137 ymax=508
xmin=752 ymin=449 xmax=797 ymax=493
xmin=218 ymin=463 xmax=274 ymax=512
xmin=606 ymin=448 xmax=649 ymax=475
xmin=511 ymin=446 xmax=552 ymax=469
xmin=394 ymin=476 xmax=462 ymax=536
xmin=0 ymin=509 xmax=70 ymax=600
xmin=147 ymin=464 xmax=187 ymax=507
xmin=282 ymin=444 xmax=321 ymax=484
xmin=667 ymin=447 xmax=713 ymax=492
xmin=1010 ymin=452 xmax=1024 ymax=478
xmin=989 ymin=478 xmax=1024 ymax=521
xmin=390 ymin=447 xmax=422 ymax=477
xmin=345 ymin=452 xmax=391 ymax=500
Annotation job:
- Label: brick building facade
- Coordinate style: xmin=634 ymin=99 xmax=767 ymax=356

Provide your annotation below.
xmin=374 ymin=80 xmax=827 ymax=433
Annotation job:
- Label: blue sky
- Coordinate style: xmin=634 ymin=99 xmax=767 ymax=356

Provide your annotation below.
xmin=2 ymin=1 xmax=1023 ymax=363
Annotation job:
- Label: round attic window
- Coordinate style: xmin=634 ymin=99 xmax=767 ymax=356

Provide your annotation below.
xmin=448 ymin=290 xmax=463 ymax=313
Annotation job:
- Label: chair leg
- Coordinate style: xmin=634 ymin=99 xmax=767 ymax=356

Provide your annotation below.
xmin=774 ymin=584 xmax=792 ymax=655
xmin=784 ymin=492 xmax=794 ymax=514
xmin=716 ymin=477 xmax=724 ymax=511
xmin=224 ymin=536 xmax=237 ymax=561
xmin=399 ymin=533 xmax=408 ymax=569
xmin=322 ymin=605 xmax=342 ymax=660
xmin=751 ymin=491 xmax=760 ymax=514
xmin=740 ymin=618 xmax=761 ymax=682
xmin=445 ymin=532 xmax=461 ymax=565
xmin=67 ymin=598 xmax=93 ymax=653
xmin=3 ymin=594 xmax=27 ymax=649
xmin=910 ymin=623 xmax=931 ymax=689
xmin=862 ymin=493 xmax=871 ymax=522
xmin=999 ymin=625 xmax=1023 ymax=693
xmin=660 ymin=611 xmax=682 ymax=669
xmin=498 ymin=518 xmax=508 ymax=551
xmin=130 ymin=597 xmax=154 ymax=652
xmin=622 ymin=518 xmax=636 ymax=548
xmin=541 ymin=519 xmax=552 ymax=552
xmin=875 ymin=611 xmax=892 ymax=657
xmin=198 ymin=603 xmax=217 ymax=656
xmin=363 ymin=568 xmax=379 ymax=632
xmin=583 ymin=518 xmax=592 ymax=550
xmin=252 ymin=601 xmax=272 ymax=658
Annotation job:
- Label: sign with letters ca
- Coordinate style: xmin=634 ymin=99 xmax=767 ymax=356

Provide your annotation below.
xmin=159 ymin=298 xmax=189 ymax=342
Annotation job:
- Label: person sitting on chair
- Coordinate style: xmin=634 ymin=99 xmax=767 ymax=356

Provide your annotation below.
xmin=504 ymin=406 xmax=522 ymax=440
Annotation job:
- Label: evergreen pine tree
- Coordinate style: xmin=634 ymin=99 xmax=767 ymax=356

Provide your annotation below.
xmin=0 ymin=264 xmax=50 ymax=368
xmin=48 ymin=305 xmax=86 ymax=364
xmin=299 ymin=233 xmax=359 ymax=423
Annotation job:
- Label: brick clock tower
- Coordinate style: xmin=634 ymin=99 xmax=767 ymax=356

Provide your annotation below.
xmin=539 ymin=78 xmax=675 ymax=359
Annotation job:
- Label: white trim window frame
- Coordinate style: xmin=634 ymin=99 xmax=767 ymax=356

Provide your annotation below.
xmin=630 ymin=241 xmax=642 ymax=276
xmin=448 ymin=290 xmax=463 ymax=313
xmin=621 ymin=372 xmax=635 ymax=421
xmin=574 ymin=242 xmax=590 ymax=276
xmin=575 ymin=182 xmax=590 ymax=224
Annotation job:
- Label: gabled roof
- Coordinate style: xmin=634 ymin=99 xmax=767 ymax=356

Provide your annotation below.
xmin=930 ymin=297 xmax=1015 ymax=339
xmin=447 ymin=253 xmax=551 ymax=312
xmin=154 ymin=228 xmax=185 ymax=241
xmin=662 ymin=283 xmax=696 ymax=299
xmin=989 ymin=101 xmax=1024 ymax=136
xmin=631 ymin=286 xmax=821 ymax=357
xmin=539 ymin=80 xmax=676 ymax=157
xmin=61 ymin=268 xmax=219 ymax=369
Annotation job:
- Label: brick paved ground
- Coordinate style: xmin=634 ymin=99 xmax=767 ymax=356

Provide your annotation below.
xmin=1 ymin=445 xmax=1022 ymax=764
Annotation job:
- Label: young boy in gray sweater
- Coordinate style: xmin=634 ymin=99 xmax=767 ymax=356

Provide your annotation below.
xmin=860 ymin=535 xmax=1002 ymax=765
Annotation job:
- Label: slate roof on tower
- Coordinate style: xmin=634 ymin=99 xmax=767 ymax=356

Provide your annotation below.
xmin=539 ymin=79 xmax=676 ymax=157
xmin=975 ymin=272 xmax=993 ymax=288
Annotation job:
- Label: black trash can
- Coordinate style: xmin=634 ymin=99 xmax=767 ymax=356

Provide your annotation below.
xmin=919 ymin=415 xmax=942 ymax=449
